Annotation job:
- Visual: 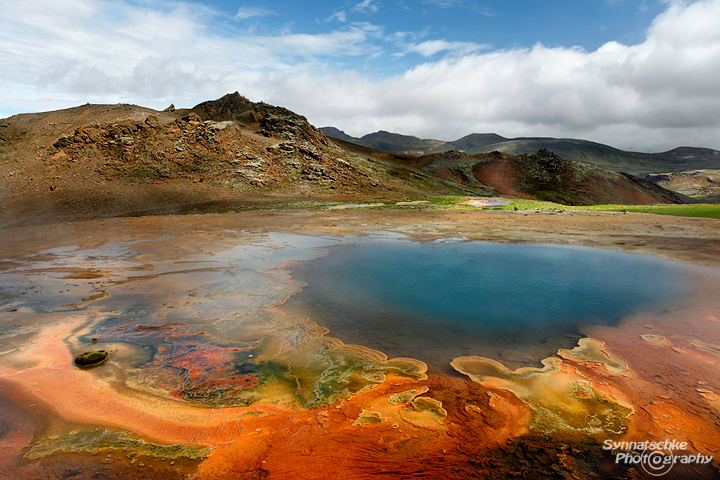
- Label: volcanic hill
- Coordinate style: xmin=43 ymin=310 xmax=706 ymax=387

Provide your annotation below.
xmin=0 ymin=92 xmax=690 ymax=226
xmin=409 ymin=149 xmax=687 ymax=205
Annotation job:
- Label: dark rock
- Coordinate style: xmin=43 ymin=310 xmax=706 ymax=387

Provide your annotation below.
xmin=53 ymin=136 xmax=73 ymax=148
xmin=181 ymin=112 xmax=202 ymax=123
xmin=192 ymin=92 xmax=255 ymax=123
xmin=74 ymin=350 xmax=108 ymax=367
xmin=621 ymin=172 xmax=690 ymax=204
xmin=144 ymin=115 xmax=159 ymax=128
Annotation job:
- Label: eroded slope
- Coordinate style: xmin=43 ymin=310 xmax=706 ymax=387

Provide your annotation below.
xmin=420 ymin=149 xmax=689 ymax=205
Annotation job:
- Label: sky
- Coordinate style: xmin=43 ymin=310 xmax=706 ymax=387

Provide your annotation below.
xmin=1 ymin=0 xmax=720 ymax=152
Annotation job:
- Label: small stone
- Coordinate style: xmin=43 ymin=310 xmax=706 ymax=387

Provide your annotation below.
xmin=74 ymin=350 xmax=109 ymax=367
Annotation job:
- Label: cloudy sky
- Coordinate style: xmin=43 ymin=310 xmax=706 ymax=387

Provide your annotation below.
xmin=1 ymin=0 xmax=720 ymax=152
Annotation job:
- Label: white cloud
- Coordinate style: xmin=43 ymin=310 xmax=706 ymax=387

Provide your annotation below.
xmin=250 ymin=24 xmax=385 ymax=57
xmin=353 ymin=0 xmax=380 ymax=14
xmin=1 ymin=0 xmax=720 ymax=152
xmin=235 ymin=6 xmax=274 ymax=19
xmin=403 ymin=39 xmax=489 ymax=56
xmin=0 ymin=0 xmax=384 ymax=109
xmin=293 ymin=0 xmax=720 ymax=151
xmin=325 ymin=11 xmax=348 ymax=22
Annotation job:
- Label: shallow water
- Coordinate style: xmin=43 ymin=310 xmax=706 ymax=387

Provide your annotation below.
xmin=280 ymin=239 xmax=700 ymax=371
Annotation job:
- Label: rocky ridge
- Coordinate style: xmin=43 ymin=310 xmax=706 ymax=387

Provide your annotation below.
xmin=43 ymin=94 xmax=387 ymax=192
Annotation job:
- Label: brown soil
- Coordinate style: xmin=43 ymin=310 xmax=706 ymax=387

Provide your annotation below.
xmin=472 ymin=154 xmax=533 ymax=199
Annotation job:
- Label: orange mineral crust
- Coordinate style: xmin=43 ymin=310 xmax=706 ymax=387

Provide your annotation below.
xmin=0 ymin=317 xmax=530 ymax=479
xmin=4 ymin=315 xmax=717 ymax=479
xmin=582 ymin=302 xmax=720 ymax=459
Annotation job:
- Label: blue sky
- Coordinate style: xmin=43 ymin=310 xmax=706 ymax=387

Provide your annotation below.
xmin=214 ymin=0 xmax=666 ymax=75
xmin=1 ymin=0 xmax=720 ymax=152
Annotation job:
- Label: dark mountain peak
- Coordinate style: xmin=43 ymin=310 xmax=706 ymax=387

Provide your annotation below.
xmin=322 ymin=127 xmax=445 ymax=155
xmin=318 ymin=127 xmax=359 ymax=145
xmin=192 ymin=92 xmax=255 ymax=122
xmin=321 ymin=126 xmax=346 ymax=135
xmin=453 ymin=132 xmax=507 ymax=145
xmin=664 ymin=146 xmax=720 ymax=156
xmin=324 ymin=126 xmax=720 ymax=175
xmin=362 ymin=130 xmax=421 ymax=141
xmin=192 ymin=92 xmax=328 ymax=144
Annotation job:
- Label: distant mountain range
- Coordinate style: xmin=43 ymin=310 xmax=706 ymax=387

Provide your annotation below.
xmin=321 ymin=127 xmax=720 ymax=176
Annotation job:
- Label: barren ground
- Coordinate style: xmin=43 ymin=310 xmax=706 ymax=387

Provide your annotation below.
xmin=2 ymin=207 xmax=719 ymax=267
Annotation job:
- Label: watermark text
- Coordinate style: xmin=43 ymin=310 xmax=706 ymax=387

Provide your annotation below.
xmin=602 ymin=439 xmax=714 ymax=476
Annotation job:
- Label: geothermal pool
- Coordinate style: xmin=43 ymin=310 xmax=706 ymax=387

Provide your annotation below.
xmin=281 ymin=239 xmax=697 ymax=371
xmin=0 ymin=224 xmax=719 ymax=479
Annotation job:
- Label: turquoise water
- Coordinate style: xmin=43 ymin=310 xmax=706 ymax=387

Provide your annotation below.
xmin=281 ymin=240 xmax=698 ymax=371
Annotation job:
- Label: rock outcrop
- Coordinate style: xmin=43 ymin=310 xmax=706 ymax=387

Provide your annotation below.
xmin=43 ymin=98 xmax=391 ymax=193
xmin=191 ymin=92 xmax=329 ymax=145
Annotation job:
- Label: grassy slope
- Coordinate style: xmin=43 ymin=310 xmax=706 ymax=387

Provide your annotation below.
xmin=497 ymin=199 xmax=720 ymax=219
xmin=313 ymin=196 xmax=720 ymax=219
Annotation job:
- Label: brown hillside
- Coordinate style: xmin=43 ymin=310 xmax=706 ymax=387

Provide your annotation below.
xmin=418 ymin=149 xmax=688 ymax=205
xmin=0 ymin=96 xmax=470 ymax=226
